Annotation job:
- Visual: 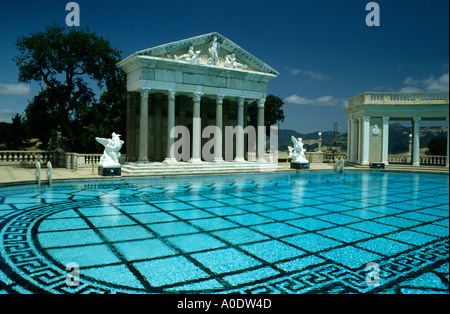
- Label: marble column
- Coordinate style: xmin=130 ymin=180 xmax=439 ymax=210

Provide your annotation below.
xmin=347 ymin=119 xmax=351 ymax=161
xmin=164 ymin=90 xmax=177 ymax=163
xmin=214 ymin=95 xmax=224 ymax=162
xmin=412 ymin=117 xmax=421 ymax=167
xmin=137 ymin=88 xmax=151 ymax=163
xmin=357 ymin=117 xmax=362 ymax=164
xmin=350 ymin=118 xmax=358 ymax=163
xmin=382 ymin=117 xmax=390 ymax=165
xmin=235 ymin=97 xmax=245 ymax=162
xmin=190 ymin=92 xmax=203 ymax=163
xmin=361 ymin=116 xmax=370 ymax=165
xmin=446 ymin=117 xmax=449 ymax=168
xmin=257 ymin=98 xmax=266 ymax=162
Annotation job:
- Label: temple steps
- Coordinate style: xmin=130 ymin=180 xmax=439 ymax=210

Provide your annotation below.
xmin=121 ymin=161 xmax=285 ymax=174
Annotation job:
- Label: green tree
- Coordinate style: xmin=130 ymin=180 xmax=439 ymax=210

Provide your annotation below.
xmin=427 ymin=137 xmax=446 ymax=156
xmin=247 ymin=94 xmax=285 ymax=135
xmin=14 ymin=24 xmax=123 ymax=152
xmin=3 ymin=114 xmax=28 ymax=150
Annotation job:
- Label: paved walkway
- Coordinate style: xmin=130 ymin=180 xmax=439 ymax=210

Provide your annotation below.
xmin=1 ymin=162 xmax=448 ymax=187
xmin=0 ymin=163 xmax=339 ymax=186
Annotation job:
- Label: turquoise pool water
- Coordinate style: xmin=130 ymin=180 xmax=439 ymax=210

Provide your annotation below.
xmin=0 ymin=171 xmax=448 ymax=294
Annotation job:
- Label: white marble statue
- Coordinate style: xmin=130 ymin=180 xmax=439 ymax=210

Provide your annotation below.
xmin=288 ymin=136 xmax=309 ymax=164
xmin=208 ymin=35 xmax=219 ymax=65
xmin=96 ymin=132 xmax=124 ymax=167
xmin=175 ymin=46 xmax=201 ymax=64
xmin=224 ymin=54 xmax=248 ymax=70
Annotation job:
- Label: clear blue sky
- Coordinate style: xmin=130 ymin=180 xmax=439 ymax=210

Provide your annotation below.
xmin=0 ymin=0 xmax=448 ymax=133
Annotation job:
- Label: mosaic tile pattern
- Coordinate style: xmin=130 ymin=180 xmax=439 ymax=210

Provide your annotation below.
xmin=0 ymin=171 xmax=448 ymax=294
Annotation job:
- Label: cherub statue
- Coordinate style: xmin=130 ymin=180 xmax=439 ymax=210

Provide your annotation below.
xmin=96 ymin=132 xmax=124 ymax=167
xmin=288 ymin=136 xmax=309 ymax=164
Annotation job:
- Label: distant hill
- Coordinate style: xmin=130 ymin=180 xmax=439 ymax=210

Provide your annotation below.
xmin=278 ymin=123 xmax=448 ymax=154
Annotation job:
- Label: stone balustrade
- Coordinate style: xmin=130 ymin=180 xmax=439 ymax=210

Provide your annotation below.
xmin=0 ymin=151 xmax=103 ymax=169
xmin=349 ymin=91 xmax=449 ymax=108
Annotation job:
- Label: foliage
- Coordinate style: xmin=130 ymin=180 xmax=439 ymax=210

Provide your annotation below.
xmin=427 ymin=137 xmax=447 ymax=156
xmin=247 ymin=94 xmax=285 ymax=135
xmin=14 ymin=24 xmax=125 ymax=153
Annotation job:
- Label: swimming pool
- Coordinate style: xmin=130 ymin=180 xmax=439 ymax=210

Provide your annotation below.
xmin=0 ymin=171 xmax=448 ymax=294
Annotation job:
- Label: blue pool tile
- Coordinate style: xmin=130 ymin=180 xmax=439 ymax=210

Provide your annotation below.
xmin=294 ymin=207 xmax=329 ymax=217
xmin=284 ymin=233 xmax=341 ymax=252
xmin=46 ymin=244 xmax=120 ymax=267
xmin=38 ymin=218 xmax=90 ymax=232
xmin=237 ymin=203 xmax=277 ymax=213
xmin=78 ymin=206 xmax=122 ymax=217
xmin=99 ymin=225 xmax=155 ymax=242
xmin=192 ymin=248 xmax=261 ymax=274
xmin=315 ymin=203 xmax=352 ymax=212
xmin=374 ymin=216 xmax=421 ymax=228
xmin=413 ymin=224 xmax=449 ymax=237
xmin=218 ymin=198 xmax=255 ymax=206
xmin=134 ymin=256 xmax=208 ymax=287
xmin=320 ymin=246 xmax=381 ymax=269
xmin=397 ymin=212 xmax=441 ymax=223
xmin=133 ymin=212 xmax=178 ymax=224
xmin=189 ymin=217 xmax=238 ymax=231
xmin=155 ymin=202 xmax=196 ymax=211
xmin=168 ymin=233 xmax=226 ymax=253
xmin=212 ymin=227 xmax=269 ymax=245
xmin=227 ymin=213 xmax=273 ymax=226
xmin=203 ymin=206 xmax=247 ymax=216
xmin=82 ymin=264 xmax=144 ymax=289
xmin=167 ymin=279 xmax=224 ymax=292
xmin=118 ymin=204 xmax=161 ymax=214
xmin=187 ymin=200 xmax=226 ymax=208
xmin=150 ymin=221 xmax=200 ymax=236
xmin=260 ymin=210 xmax=303 ymax=221
xmin=318 ymin=213 xmax=361 ymax=225
xmin=344 ymin=209 xmax=385 ymax=220
xmin=318 ymin=226 xmax=373 ymax=243
xmin=386 ymin=230 xmax=437 ymax=246
xmin=356 ymin=238 xmax=412 ymax=256
xmin=287 ymin=217 xmax=335 ymax=231
xmin=223 ymin=267 xmax=279 ymax=286
xmin=241 ymin=240 xmax=305 ymax=263
xmin=251 ymin=222 xmax=302 ymax=238
xmin=86 ymin=215 xmax=137 ymax=228
xmin=114 ymin=238 xmax=176 ymax=261
xmin=38 ymin=229 xmax=103 ymax=248
xmin=263 ymin=201 xmax=299 ymax=210
xmin=171 ymin=209 xmax=215 ymax=220
xmin=275 ymin=255 xmax=325 ymax=272
xmin=348 ymin=221 xmax=398 ymax=235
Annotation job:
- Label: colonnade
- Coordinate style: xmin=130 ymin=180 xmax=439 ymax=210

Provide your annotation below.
xmin=136 ymin=88 xmax=266 ymax=163
xmin=347 ymin=116 xmax=449 ymax=167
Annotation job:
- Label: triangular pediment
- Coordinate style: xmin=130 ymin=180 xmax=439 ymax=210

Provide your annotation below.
xmin=133 ymin=33 xmax=278 ymax=76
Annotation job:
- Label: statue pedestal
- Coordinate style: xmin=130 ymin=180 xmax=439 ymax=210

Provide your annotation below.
xmin=291 ymin=162 xmax=310 ymax=170
xmin=98 ymin=165 xmax=121 ymax=176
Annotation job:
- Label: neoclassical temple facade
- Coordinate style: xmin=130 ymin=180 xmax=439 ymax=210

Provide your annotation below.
xmin=345 ymin=92 xmax=449 ymax=167
xmin=117 ymin=33 xmax=278 ymax=163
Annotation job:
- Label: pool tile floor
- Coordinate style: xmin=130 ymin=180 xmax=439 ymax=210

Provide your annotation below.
xmin=0 ymin=171 xmax=448 ymax=294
